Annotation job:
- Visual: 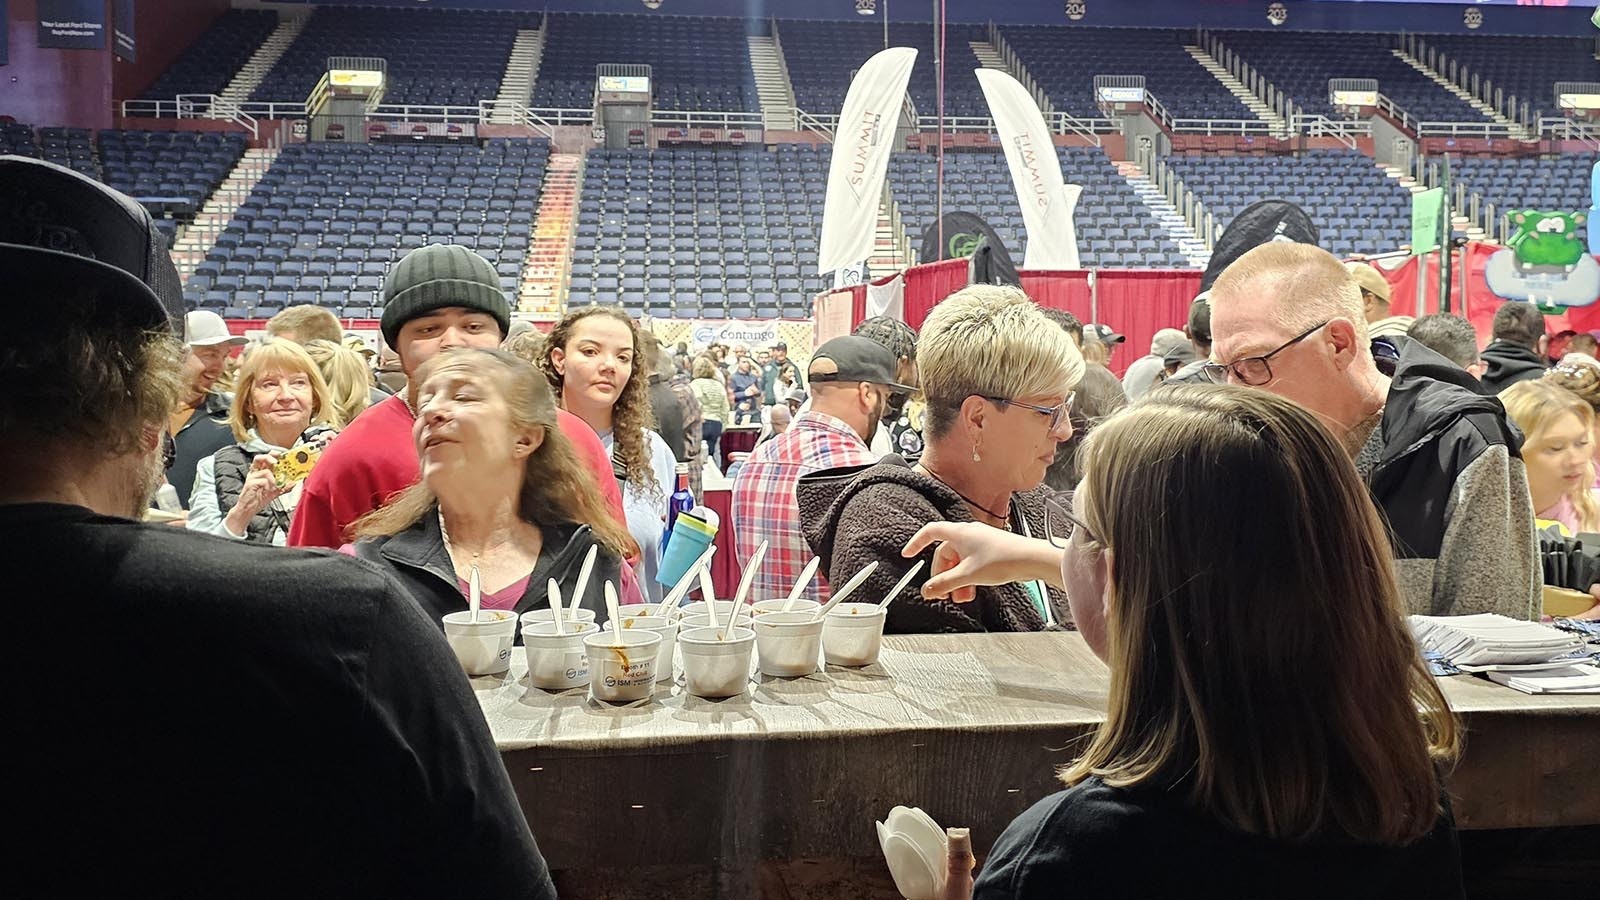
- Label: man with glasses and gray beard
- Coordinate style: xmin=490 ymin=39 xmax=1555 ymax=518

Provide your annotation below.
xmin=0 ymin=158 xmax=554 ymax=898
xmin=1207 ymin=242 xmax=1537 ymax=619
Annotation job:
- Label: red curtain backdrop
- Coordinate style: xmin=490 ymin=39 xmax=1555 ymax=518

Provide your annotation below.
xmin=1373 ymin=244 xmax=1600 ymax=345
xmin=901 ymin=258 xmax=972 ymax=330
xmin=1092 ymin=270 xmax=1204 ymax=377
xmin=1019 ymin=270 xmax=1092 ymax=321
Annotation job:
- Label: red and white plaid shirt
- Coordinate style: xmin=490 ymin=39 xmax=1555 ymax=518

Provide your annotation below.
xmin=731 ymin=411 xmax=877 ymax=604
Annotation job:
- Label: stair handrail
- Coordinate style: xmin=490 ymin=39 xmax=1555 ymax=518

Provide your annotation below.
xmin=1405 ymin=34 xmax=1533 ymax=135
xmin=989 ymin=24 xmax=1056 ymax=119
xmin=1374 ymin=93 xmax=1419 ymax=136
xmin=1540 ymin=114 xmax=1600 ymax=151
xmin=1202 ymin=33 xmax=1292 ymax=137
xmin=766 ymin=17 xmax=800 ymax=128
xmin=477 ymin=101 xmax=557 ymax=139
xmin=794 ymin=108 xmax=835 ymax=142
xmin=1290 ymin=112 xmax=1363 ymax=150
xmin=1049 ymin=111 xmax=1105 ymax=147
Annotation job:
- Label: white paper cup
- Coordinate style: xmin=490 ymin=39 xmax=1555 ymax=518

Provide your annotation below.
xmin=518 ymin=607 xmax=597 ymax=638
xmin=823 ymin=603 xmax=887 ymax=667
xmin=584 ymin=629 xmax=663 ymax=702
xmin=442 ymin=609 xmax=518 ymax=676
xmin=752 ymin=611 xmax=826 ymax=678
xmin=618 ymin=602 xmax=682 ymax=622
xmin=523 ymin=621 xmax=600 ymax=690
xmin=678 ymin=625 xmax=755 ymax=698
xmin=680 ymin=600 xmax=740 ymax=624
xmin=751 ymin=598 xmax=822 ymax=619
xmin=620 ymin=614 xmax=679 ymax=683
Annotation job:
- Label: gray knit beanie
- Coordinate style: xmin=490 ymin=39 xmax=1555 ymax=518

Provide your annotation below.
xmin=380 ymin=243 xmax=510 ymax=347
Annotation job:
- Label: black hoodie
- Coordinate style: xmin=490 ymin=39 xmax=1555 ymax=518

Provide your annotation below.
xmin=1363 ymin=340 xmax=1538 ymax=618
xmin=353 ymin=511 xmax=627 ymax=632
xmin=1478 ymin=340 xmax=1547 ymax=394
xmin=796 ymin=456 xmax=1070 ymax=634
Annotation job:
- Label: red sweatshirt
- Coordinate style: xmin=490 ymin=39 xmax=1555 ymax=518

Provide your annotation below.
xmin=288 ymin=395 xmax=625 ymax=549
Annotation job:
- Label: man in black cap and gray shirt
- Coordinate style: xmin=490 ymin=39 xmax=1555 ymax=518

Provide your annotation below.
xmin=0 ymin=158 xmax=555 ymax=897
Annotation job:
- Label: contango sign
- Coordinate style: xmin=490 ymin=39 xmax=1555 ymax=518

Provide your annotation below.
xmin=692 ymin=321 xmax=783 ymax=347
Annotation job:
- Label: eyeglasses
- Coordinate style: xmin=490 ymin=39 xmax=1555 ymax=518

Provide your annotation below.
xmin=1202 ymin=321 xmax=1329 ymax=387
xmin=982 ymin=392 xmax=1075 ymax=433
xmin=1040 ymin=488 xmax=1098 ymax=550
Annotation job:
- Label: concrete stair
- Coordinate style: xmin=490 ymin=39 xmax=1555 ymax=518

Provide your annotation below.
xmin=490 ymin=29 xmax=544 ymax=125
xmin=1114 ymin=161 xmax=1211 ymax=270
xmin=1391 ymin=48 xmax=1532 ymax=139
xmin=749 ymin=35 xmax=796 ymax=132
xmin=866 ymin=197 xmax=912 ymax=277
xmin=971 ymin=38 xmax=1056 ymax=118
xmin=219 ymin=13 xmax=306 ymax=105
xmin=172 ymin=147 xmax=278 ymax=282
xmin=1184 ymin=45 xmax=1287 ymax=134
xmin=517 ymin=153 xmax=584 ymax=320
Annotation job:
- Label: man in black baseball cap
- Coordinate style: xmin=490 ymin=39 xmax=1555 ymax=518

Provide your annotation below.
xmin=0 ymin=158 xmax=555 ymax=896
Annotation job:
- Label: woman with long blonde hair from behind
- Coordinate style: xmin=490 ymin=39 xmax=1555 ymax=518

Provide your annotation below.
xmin=903 ymin=386 xmax=1461 ymax=898
xmin=302 ymin=339 xmax=374 ymax=429
xmin=1500 ymin=378 xmax=1600 ymax=535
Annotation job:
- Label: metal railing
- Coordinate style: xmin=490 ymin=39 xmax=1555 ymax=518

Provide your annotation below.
xmin=1374 ymin=94 xmax=1419 ymax=135
xmin=1291 ymin=113 xmax=1367 ymax=149
xmin=794 ymin=108 xmax=834 ymax=141
xmin=1397 ymin=33 xmax=1533 ymax=135
xmin=1555 ymin=81 xmax=1600 ymax=117
xmin=652 ymin=110 xmax=766 ymax=131
xmin=1416 ymin=120 xmax=1525 ymax=139
xmin=988 ymin=22 xmax=1056 ymax=119
xmin=1138 ymin=143 xmax=1216 ymax=251
xmin=1199 ymin=29 xmax=1294 ymax=134
xmin=1540 ymin=115 xmax=1600 ymax=151
xmin=1171 ymin=118 xmax=1276 ymax=136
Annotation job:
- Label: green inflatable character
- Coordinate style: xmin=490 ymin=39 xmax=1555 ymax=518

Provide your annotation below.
xmin=1508 ymin=210 xmax=1588 ymax=274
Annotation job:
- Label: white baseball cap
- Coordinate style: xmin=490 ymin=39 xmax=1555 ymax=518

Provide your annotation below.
xmin=183 ymin=310 xmax=246 ymax=348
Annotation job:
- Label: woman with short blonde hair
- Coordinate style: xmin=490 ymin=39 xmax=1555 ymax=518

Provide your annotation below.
xmin=1501 ymin=378 xmax=1600 ymax=534
xmin=189 ymin=341 xmax=336 ymax=544
xmin=901 ymin=387 xmax=1462 ymax=896
xmin=798 ymin=284 xmax=1083 ymax=633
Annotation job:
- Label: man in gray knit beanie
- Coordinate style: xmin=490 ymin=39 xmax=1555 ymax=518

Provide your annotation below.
xmin=379 ymin=243 xmax=511 ymax=349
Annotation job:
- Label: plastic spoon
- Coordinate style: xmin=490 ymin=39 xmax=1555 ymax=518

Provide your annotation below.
xmin=468 ymin=567 xmax=482 ymax=624
xmin=812 ymin=561 xmax=881 ymax=621
xmin=878 ymin=561 xmax=925 ymax=611
xmin=570 ymin=544 xmax=599 ymax=621
xmin=653 ymin=543 xmax=718 ymax=617
xmin=604 ymin=581 xmax=624 ymax=646
xmin=781 ymin=557 xmax=821 ymax=612
xmin=548 ymin=578 xmax=566 ymax=636
xmin=733 ymin=539 xmax=769 ymax=608
xmin=721 ymin=589 xmax=745 ymax=642
xmin=699 ymin=566 xmax=721 ymax=630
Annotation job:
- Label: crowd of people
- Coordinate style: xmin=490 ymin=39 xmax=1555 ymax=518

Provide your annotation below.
xmin=7 ymin=155 xmax=1594 ymax=895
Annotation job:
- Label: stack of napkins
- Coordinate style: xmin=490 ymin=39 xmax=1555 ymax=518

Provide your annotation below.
xmin=1410 ymin=614 xmax=1585 ymax=667
xmin=1486 ymin=665 xmax=1600 ymax=694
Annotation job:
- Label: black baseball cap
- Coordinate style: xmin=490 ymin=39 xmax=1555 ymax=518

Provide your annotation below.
xmin=0 ymin=156 xmax=183 ymax=334
xmin=807 ymin=336 xmax=916 ymax=393
xmin=1085 ymin=323 xmax=1125 ymax=345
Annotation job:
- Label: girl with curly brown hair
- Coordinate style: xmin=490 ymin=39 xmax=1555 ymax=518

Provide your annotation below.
xmin=541 ymin=306 xmax=678 ymax=599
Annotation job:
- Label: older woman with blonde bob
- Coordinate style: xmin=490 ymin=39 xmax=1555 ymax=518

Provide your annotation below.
xmin=903 ymin=387 xmax=1462 ymax=896
xmin=187 ymin=340 xmax=337 ymax=544
xmin=799 ymin=284 xmax=1083 ymax=633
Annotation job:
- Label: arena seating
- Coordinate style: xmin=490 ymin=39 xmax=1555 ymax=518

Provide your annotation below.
xmin=185 ymin=139 xmax=547 ymax=318
xmin=139 ymin=9 xmax=279 ymax=100
xmin=534 ymin=13 xmax=757 ymax=112
xmin=778 ymin=20 xmax=990 ymax=119
xmin=0 ymin=122 xmax=38 ymax=157
xmin=999 ymin=27 xmax=1255 ymax=122
xmin=35 ymin=126 xmax=98 ymax=178
xmin=1450 ymin=155 xmax=1597 ymax=218
xmin=890 ymin=148 xmax=1193 ymax=269
xmin=1421 ymin=35 xmax=1600 ymax=122
xmin=568 ymin=147 xmax=825 ymax=319
xmin=98 ymin=130 xmax=248 ymax=219
xmin=251 ymin=8 xmax=536 ymax=107
xmin=1216 ymin=30 xmax=1487 ymax=122
xmin=1165 ymin=149 xmax=1413 ymax=258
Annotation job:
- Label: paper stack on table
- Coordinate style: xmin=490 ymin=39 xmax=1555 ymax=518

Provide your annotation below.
xmin=1410 ymin=614 xmax=1586 ymax=668
xmin=1486 ymin=665 xmax=1600 ymax=695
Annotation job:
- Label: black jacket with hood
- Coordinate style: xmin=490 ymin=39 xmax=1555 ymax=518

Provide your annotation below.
xmin=1478 ymin=340 xmax=1546 ymax=394
xmin=796 ymin=456 xmax=1070 ymax=634
xmin=353 ymin=510 xmax=627 ymax=633
xmin=1364 ymin=340 xmax=1539 ymax=618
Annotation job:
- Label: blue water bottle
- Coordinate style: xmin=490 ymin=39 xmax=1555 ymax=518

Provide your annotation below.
xmin=660 ymin=463 xmax=695 ymax=558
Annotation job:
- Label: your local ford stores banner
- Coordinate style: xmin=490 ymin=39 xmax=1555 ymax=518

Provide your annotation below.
xmin=37 ymin=0 xmax=107 ymax=50
xmin=114 ymin=0 xmax=137 ymax=62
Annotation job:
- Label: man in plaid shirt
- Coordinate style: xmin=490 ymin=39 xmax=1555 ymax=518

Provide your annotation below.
xmin=732 ymin=337 xmax=915 ymax=602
